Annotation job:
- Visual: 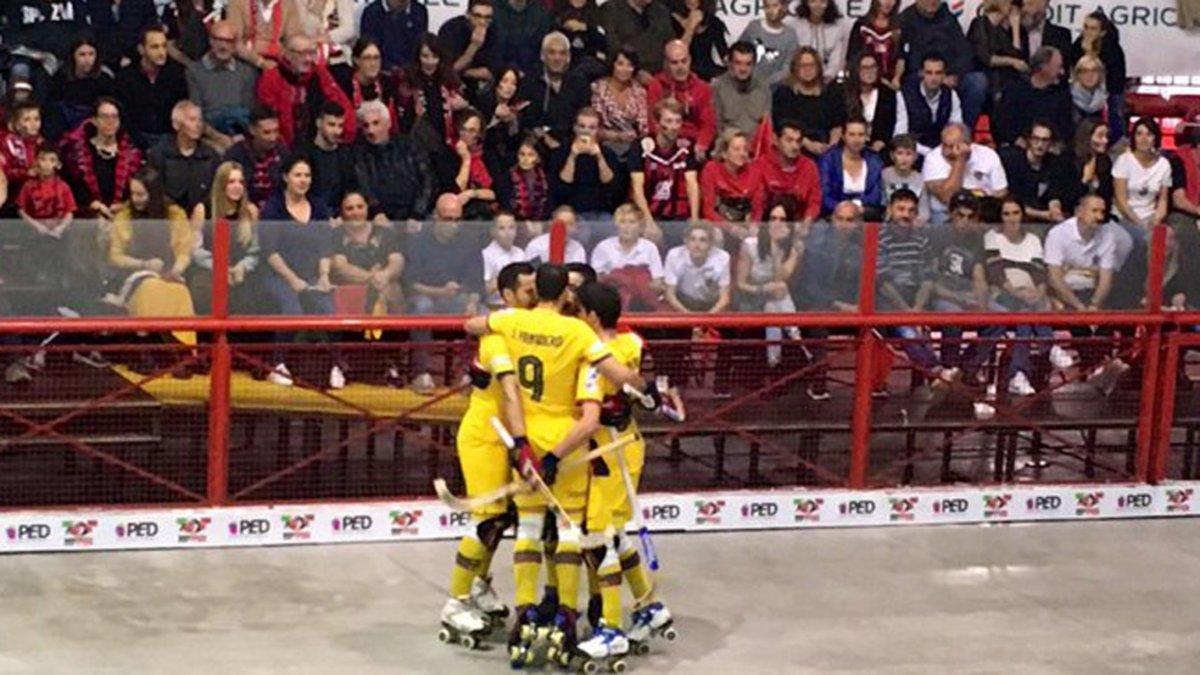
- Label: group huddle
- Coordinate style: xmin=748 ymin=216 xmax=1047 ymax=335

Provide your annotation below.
xmin=439 ymin=261 xmax=681 ymax=672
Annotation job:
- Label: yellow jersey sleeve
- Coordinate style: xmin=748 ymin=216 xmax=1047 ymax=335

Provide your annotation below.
xmin=575 ymin=363 xmax=604 ymax=404
xmin=568 ymin=317 xmax=612 ymax=365
xmin=487 ymin=308 xmax=517 ymax=336
xmin=479 ymin=334 xmax=514 ymax=377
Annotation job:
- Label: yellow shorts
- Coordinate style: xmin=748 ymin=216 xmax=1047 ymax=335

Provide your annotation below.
xmin=456 ymin=416 xmax=512 ymax=519
xmin=586 ymin=431 xmax=644 ymax=535
xmin=513 ymin=414 xmax=591 ymax=517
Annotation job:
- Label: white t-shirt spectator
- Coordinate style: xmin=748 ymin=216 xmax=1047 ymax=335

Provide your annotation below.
xmin=590 ymin=237 xmax=665 ymax=279
xmin=922 ymin=143 xmax=1009 ymax=215
xmin=1043 ymin=217 xmax=1117 ymax=293
xmin=525 ymin=233 xmax=586 ymax=265
xmin=482 ymin=240 xmax=526 ymax=305
xmin=663 ymin=245 xmax=731 ymax=306
xmin=983 ymin=229 xmax=1043 ymax=291
xmin=1112 ymin=151 xmax=1173 ymax=224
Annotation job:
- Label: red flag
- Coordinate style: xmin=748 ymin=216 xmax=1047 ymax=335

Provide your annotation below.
xmin=751 ymin=113 xmax=774 ymax=159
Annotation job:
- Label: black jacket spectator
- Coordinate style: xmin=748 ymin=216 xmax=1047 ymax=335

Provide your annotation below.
xmin=556 ymin=3 xmax=608 ymax=81
xmin=88 ymin=0 xmax=159 ymax=68
xmin=1066 ymin=18 xmax=1126 ymax=101
xmin=994 ymin=79 xmax=1072 ymax=147
xmin=549 ymin=143 xmax=624 ymax=215
xmin=45 ymin=39 xmax=116 ymax=140
xmin=601 ymin=0 xmax=675 ymax=75
xmin=4 ymin=0 xmax=91 ymax=61
xmin=520 ymin=68 xmax=590 ymax=148
xmin=116 ymin=61 xmax=189 ymax=148
xmin=147 ymin=135 xmax=219 ymax=211
xmin=352 ymin=136 xmax=434 ymax=220
xmin=1020 ymin=16 xmax=1071 ymax=59
xmin=999 ymin=144 xmax=1071 ymax=217
xmin=897 ymin=2 xmax=975 ymax=79
xmin=494 ymin=0 xmax=555 ymax=77
xmin=360 ymin=0 xmax=430 ymax=70
xmin=772 ymin=82 xmax=846 ymax=148
xmin=438 ymin=14 xmax=502 ymax=91
xmin=296 ymin=139 xmax=357 ymax=212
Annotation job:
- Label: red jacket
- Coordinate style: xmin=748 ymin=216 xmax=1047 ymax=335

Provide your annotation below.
xmin=751 ymin=149 xmax=821 ymax=222
xmin=0 ymin=129 xmax=41 ymax=194
xmin=256 ymin=62 xmax=356 ymax=147
xmin=646 ymin=72 xmax=717 ymax=155
xmin=700 ymin=160 xmax=761 ymax=223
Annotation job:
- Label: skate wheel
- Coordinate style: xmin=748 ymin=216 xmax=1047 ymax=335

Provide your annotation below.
xmin=438 ymin=628 xmax=453 ymax=644
xmin=633 ymin=642 xmax=650 ymax=656
xmin=611 ymin=660 xmax=627 ymax=673
xmin=662 ymin=627 xmax=678 ymax=641
xmin=460 ymin=634 xmax=479 ymax=649
xmin=547 ymin=646 xmax=559 ymax=662
xmin=582 ymin=660 xmax=600 ymax=674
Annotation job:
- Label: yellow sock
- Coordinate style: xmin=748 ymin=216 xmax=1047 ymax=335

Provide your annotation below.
xmin=449 ymin=534 xmax=488 ymax=598
xmin=513 ymin=537 xmax=543 ymax=608
xmin=587 ymin=563 xmax=600 ymax=596
xmin=598 ymin=548 xmax=623 ymax=627
xmin=619 ymin=543 xmax=653 ymax=603
xmin=555 ymin=529 xmax=583 ymax=612
xmin=479 ymin=545 xmax=496 ymax=579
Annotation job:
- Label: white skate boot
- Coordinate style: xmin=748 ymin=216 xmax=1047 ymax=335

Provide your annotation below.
xmin=627 ymin=602 xmax=676 ymax=655
xmin=438 ymin=597 xmax=489 ymax=649
xmin=577 ymin=623 xmax=631 ymax=673
xmin=469 ymin=574 xmax=509 ymax=627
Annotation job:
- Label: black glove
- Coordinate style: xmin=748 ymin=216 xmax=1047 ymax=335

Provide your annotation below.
xmin=511 ymin=436 xmax=537 ymax=478
xmin=540 ymin=452 xmax=560 ymax=486
xmin=638 ymin=380 xmax=663 ymax=411
xmin=599 ymin=393 xmax=633 ymax=430
xmin=591 ymin=455 xmax=610 ymax=477
xmin=467 ymin=361 xmax=491 ymax=390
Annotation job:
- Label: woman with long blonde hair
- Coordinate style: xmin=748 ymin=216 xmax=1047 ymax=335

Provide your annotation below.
xmin=187 ymin=161 xmax=263 ymax=316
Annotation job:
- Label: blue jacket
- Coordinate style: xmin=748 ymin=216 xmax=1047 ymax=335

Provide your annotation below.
xmin=817 ymin=146 xmax=884 ymax=216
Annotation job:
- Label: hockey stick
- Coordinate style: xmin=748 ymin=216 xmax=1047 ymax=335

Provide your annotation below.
xmin=623 ymin=378 xmax=687 ymax=422
xmin=608 ymin=426 xmax=660 ymax=572
xmin=489 ymin=416 xmax=580 ymax=533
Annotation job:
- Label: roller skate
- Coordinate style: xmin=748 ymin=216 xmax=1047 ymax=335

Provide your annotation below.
xmin=544 ymin=607 xmax=584 ymax=670
xmin=470 ymin=574 xmax=509 ymax=629
xmin=576 ymin=622 xmax=631 ymax=673
xmin=508 ymin=605 xmax=543 ymax=669
xmin=627 ymin=602 xmax=676 ymax=656
xmin=438 ymin=597 xmax=489 ymax=650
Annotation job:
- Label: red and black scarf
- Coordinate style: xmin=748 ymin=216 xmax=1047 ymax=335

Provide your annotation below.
xmin=509 ymin=165 xmax=548 ymax=220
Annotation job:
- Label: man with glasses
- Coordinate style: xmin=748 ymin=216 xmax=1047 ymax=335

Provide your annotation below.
xmin=923 ymin=123 xmax=1008 ymax=226
xmin=1000 ymin=120 xmax=1071 ymax=223
xmin=256 ymin=34 xmax=356 ymax=147
xmin=439 ymin=0 xmax=502 ymax=92
xmin=185 ymin=20 xmax=258 ymax=153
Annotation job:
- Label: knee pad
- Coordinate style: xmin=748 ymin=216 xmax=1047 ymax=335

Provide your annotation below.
xmin=557 ymin=521 xmax=581 ymax=548
xmin=542 ymin=511 xmax=559 ymax=549
xmin=476 ymin=512 xmax=513 ymax=550
xmin=517 ymin=513 xmax=545 ymax=542
xmin=616 ymin=534 xmax=636 ymax=556
xmin=583 ymin=546 xmax=606 ymax=570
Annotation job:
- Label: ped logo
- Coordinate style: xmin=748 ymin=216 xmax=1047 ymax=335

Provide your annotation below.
xmin=6 ymin=523 xmax=52 ymax=542
xmin=1166 ymin=488 xmax=1193 ymax=513
xmin=63 ymin=520 xmax=98 ymax=547
xmin=740 ymin=501 xmax=778 ymax=520
xmin=1074 ymin=492 xmax=1104 ymax=517
xmin=177 ymin=517 xmax=211 ymax=543
xmin=331 ymin=514 xmax=374 ymax=533
xmin=439 ymin=511 xmax=471 ymax=529
xmin=1116 ymin=492 xmax=1153 ymax=511
xmin=642 ymin=504 xmax=681 ymax=523
xmin=982 ymin=494 xmax=1012 ymax=519
xmin=694 ymin=500 xmax=725 ymax=525
xmin=281 ymin=514 xmax=314 ymax=541
xmin=390 ymin=510 xmax=422 ymax=535
xmin=888 ymin=497 xmax=918 ymax=522
xmin=793 ymin=498 xmax=824 ymax=522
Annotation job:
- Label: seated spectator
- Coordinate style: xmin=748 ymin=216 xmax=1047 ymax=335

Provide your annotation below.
xmin=771 ymin=47 xmax=845 ymax=157
xmin=17 ymin=148 xmax=75 ymax=249
xmin=881 ymin=135 xmax=931 ymax=224
xmin=526 ymin=205 xmax=587 ymax=263
xmin=185 ymin=21 xmax=258 ymax=153
xmin=984 ymin=197 xmax=1074 ymax=396
xmin=630 ymin=99 xmax=701 ymax=247
xmin=482 ymin=213 xmax=526 ymax=306
xmin=550 ymin=108 xmax=623 ymax=236
xmin=406 ymin=193 xmax=485 ymax=393
xmin=999 ymin=120 xmax=1071 ymax=223
xmin=474 ymin=66 xmax=540 ymax=167
xmin=258 ymin=155 xmax=339 ymax=389
xmin=923 ymin=123 xmax=1008 ymax=225
xmin=226 ymin=0 xmax=306 ymax=69
xmin=966 ymin=0 xmax=1026 ymax=104
xmin=751 ymin=119 xmax=821 ymax=226
xmin=296 ymin=102 xmax=356 ymax=213
xmin=433 ymin=109 xmax=500 ymax=220
xmin=520 ymin=32 xmax=590 ymax=151
xmin=438 ymin=0 xmax=502 ymax=94
xmin=60 ymin=98 xmax=144 ymax=219
xmin=818 ymin=117 xmax=884 ymax=219
xmin=894 ymin=53 xmax=963 ymax=156
xmin=786 ymin=0 xmax=850 ymax=81
xmin=844 ymin=52 xmax=897 ymax=154
xmin=1067 ymin=9 xmax=1126 ymax=144
xmin=591 ymin=48 xmax=649 ymax=158
xmin=399 ymin=34 xmax=469 ymax=148
xmin=223 ymin=105 xmax=284 ymax=210
xmin=797 ymin=200 xmax=863 ymax=399
xmin=256 ymin=35 xmax=356 ymax=148
xmin=601 ymin=0 xmax=675 ymax=78
xmin=929 ymin=191 xmax=997 ymax=384
xmin=359 ymin=0 xmax=429 ymax=71
xmin=737 ymin=0 xmax=798 ymax=86
xmin=1 ymin=102 xmax=45 ymax=203
xmin=898 ymin=0 xmax=987 ymax=128
xmin=555 ymin=0 xmax=608 ymax=82
xmin=298 ymin=0 xmax=359 ymax=68
xmin=116 ymin=26 xmax=189 ymax=150
xmin=711 ymin=41 xmax=771 ymax=138
xmin=1170 ymin=122 xmax=1200 ymax=225
xmin=590 ymin=203 xmax=666 ymax=310
xmin=352 ymin=100 xmax=434 ymax=220
xmin=503 ymin=136 xmax=551 ymax=222
xmin=1019 ymin=0 xmax=1072 ymax=56
xmin=1166 ymin=218 xmax=1200 ymax=311
xmin=187 ymin=160 xmax=264 ymax=316
xmin=875 ymin=188 xmax=960 ymax=389
xmin=1113 ymin=118 xmax=1172 ymax=240
xmin=495 ymin=0 xmax=555 ymax=78
xmin=4 ymin=0 xmax=91 ymax=87
xmin=1069 ymin=55 xmax=1107 ymax=128
xmin=333 ymin=38 xmax=402 ymax=136
xmin=149 ymin=100 xmax=219 ymax=212
xmin=700 ymin=129 xmax=760 ymax=234
xmin=845 ymin=0 xmax=902 ymax=89
xmin=169 ymin=0 xmax=216 ymax=65
xmin=332 ymin=191 xmax=406 ymax=316
xmin=994 ymin=46 xmax=1072 ymax=146
xmin=736 ymin=196 xmax=803 ymax=365
xmin=107 ymin=166 xmax=197 ymax=365
xmin=45 ymin=35 xmax=116 ymax=140
xmin=670 ymin=0 xmax=729 ymax=81
xmin=1068 ymin=118 xmax=1113 ymax=212
xmin=663 ymin=221 xmax=731 ymax=313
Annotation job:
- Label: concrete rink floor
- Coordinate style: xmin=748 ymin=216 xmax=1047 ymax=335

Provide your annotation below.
xmin=0 ymin=520 xmax=1198 ymax=674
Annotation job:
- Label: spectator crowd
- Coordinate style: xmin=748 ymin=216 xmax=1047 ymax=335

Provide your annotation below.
xmin=1 ymin=0 xmax=1198 ymax=398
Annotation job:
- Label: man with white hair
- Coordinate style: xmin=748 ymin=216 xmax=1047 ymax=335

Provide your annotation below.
xmin=519 ymin=31 xmax=589 ymax=149
xmin=922 ymin=123 xmax=1008 ymax=224
xmin=352 ymin=100 xmax=433 ymax=220
xmin=148 ymin=99 xmax=219 ymax=210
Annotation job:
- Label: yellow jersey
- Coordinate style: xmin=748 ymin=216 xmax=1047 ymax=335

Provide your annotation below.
xmin=461 ymin=334 xmax=515 ymax=426
xmin=595 ymin=331 xmax=644 ymax=442
xmin=488 ymin=306 xmax=612 ymax=418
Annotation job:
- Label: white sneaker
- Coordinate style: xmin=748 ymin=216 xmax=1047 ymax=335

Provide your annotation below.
xmin=268 ymin=363 xmax=294 ymax=387
xmin=578 ymin=624 xmax=630 ymax=659
xmin=440 ymin=597 xmax=488 ymax=634
xmin=1007 ymin=372 xmax=1036 ymax=397
xmin=934 ymin=366 xmax=961 ymax=388
xmin=328 ymin=364 xmax=346 ymax=390
xmin=1049 ymin=345 xmax=1076 ymax=371
xmin=411 ymin=372 xmax=436 ymax=395
xmin=469 ymin=575 xmax=508 ymax=618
